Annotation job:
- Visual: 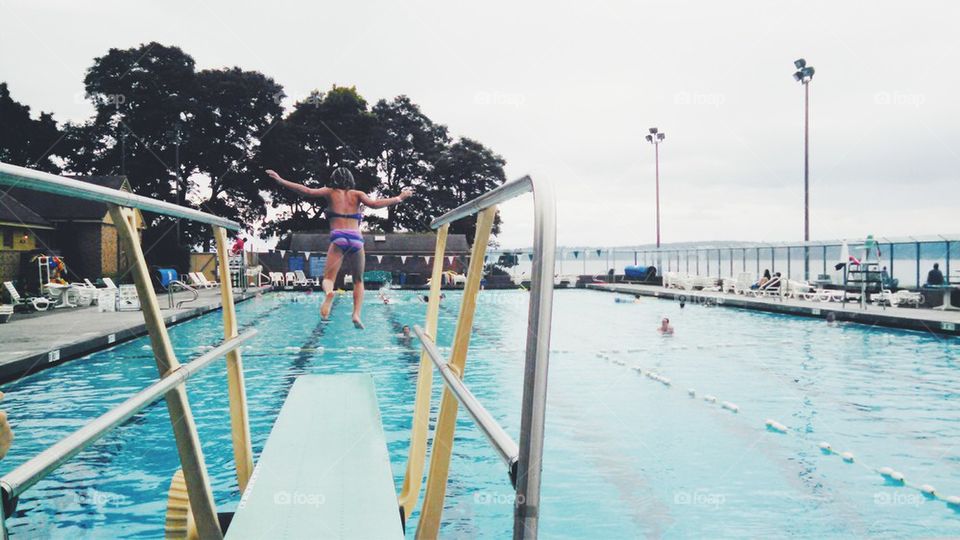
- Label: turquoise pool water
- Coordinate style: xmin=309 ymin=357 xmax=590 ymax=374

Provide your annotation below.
xmin=1 ymin=289 xmax=959 ymax=538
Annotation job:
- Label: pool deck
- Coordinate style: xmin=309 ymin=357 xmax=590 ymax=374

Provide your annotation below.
xmin=0 ymin=285 xmax=270 ymax=384
xmin=588 ymin=283 xmax=960 ymax=337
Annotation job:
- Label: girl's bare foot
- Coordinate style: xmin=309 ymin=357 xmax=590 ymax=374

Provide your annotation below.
xmin=352 ymin=316 xmax=364 ymax=329
xmin=321 ymin=291 xmax=335 ymax=319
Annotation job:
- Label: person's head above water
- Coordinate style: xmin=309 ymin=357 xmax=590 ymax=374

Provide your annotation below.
xmin=402 ymin=325 xmax=411 ymax=335
xmin=330 ymin=166 xmax=355 ymax=190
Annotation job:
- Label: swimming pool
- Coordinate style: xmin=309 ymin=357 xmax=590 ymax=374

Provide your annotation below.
xmin=2 ymin=289 xmax=959 ymax=538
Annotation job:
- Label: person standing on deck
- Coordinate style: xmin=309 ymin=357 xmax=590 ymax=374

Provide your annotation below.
xmin=266 ymin=167 xmax=413 ymax=328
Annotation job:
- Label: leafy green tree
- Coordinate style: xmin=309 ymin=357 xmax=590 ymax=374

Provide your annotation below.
xmin=81 ymin=42 xmax=198 ymax=203
xmin=370 ymin=96 xmax=449 ymax=232
xmin=189 ymin=67 xmax=284 ymax=247
xmin=425 ymin=137 xmax=506 ymax=241
xmin=259 ymin=86 xmax=379 ymax=240
xmin=0 ymin=83 xmax=63 ymax=172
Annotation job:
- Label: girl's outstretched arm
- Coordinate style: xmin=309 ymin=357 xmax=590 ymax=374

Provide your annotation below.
xmin=266 ymin=169 xmax=331 ymax=198
xmin=357 ymin=187 xmax=414 ymax=209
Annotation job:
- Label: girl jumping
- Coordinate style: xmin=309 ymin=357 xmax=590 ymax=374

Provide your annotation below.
xmin=266 ymin=167 xmax=413 ymax=328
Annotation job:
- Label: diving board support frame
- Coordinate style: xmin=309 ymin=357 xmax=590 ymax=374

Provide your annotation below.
xmin=416 ymin=207 xmax=497 ymax=539
xmin=214 ymin=226 xmax=254 ymax=492
xmin=108 ymin=205 xmax=223 ymax=539
xmin=398 ymin=223 xmax=449 ymax=522
xmin=406 ymin=174 xmax=555 ymax=539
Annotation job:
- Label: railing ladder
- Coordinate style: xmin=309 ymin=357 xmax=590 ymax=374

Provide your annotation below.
xmin=398 ymin=224 xmax=450 ymax=523
xmin=214 ymin=226 xmax=254 ymax=492
xmin=416 ymin=207 xmax=497 ymax=539
xmin=108 ymin=205 xmax=223 ymax=539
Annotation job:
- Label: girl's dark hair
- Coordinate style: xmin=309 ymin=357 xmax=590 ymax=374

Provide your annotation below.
xmin=330 ymin=167 xmax=355 ymax=189
xmin=763 ymin=269 xmax=771 ymax=279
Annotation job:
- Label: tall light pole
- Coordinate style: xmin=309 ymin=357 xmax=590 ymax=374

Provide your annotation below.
xmin=645 ymin=127 xmax=665 ymax=248
xmin=793 ymin=58 xmax=815 ymax=280
xmin=645 ymin=127 xmax=665 ymax=276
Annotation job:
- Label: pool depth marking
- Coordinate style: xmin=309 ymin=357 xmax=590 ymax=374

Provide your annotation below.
xmin=595 ymin=347 xmax=960 ymax=515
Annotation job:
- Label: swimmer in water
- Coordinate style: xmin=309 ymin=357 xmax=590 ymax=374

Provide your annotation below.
xmin=421 ymin=293 xmax=446 ymax=303
xmin=657 ymin=317 xmax=674 ymax=335
xmin=267 ymin=167 xmax=413 ymax=328
xmin=398 ymin=325 xmax=413 ymax=346
xmin=826 ymin=312 xmax=837 ymax=326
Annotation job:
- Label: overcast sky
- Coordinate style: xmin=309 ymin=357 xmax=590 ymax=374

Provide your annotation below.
xmin=2 ymin=0 xmax=958 ymax=248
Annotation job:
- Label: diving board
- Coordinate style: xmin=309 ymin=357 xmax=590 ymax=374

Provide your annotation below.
xmin=225 ymin=374 xmax=403 ymax=539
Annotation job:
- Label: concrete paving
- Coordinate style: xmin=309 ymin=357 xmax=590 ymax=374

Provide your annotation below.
xmin=0 ymin=285 xmax=269 ymax=383
xmin=589 ymin=282 xmax=960 ymax=337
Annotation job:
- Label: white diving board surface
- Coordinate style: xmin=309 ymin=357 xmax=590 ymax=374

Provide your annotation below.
xmin=225 ymin=374 xmax=403 ymax=539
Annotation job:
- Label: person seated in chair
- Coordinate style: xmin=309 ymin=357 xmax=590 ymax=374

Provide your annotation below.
xmin=880 ymin=266 xmax=898 ymax=290
xmin=926 ymin=263 xmax=945 ymax=286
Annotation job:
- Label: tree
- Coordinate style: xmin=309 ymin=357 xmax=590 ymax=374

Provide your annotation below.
xmin=259 ymin=86 xmax=379 ymax=240
xmin=370 ymin=96 xmax=449 ymax=232
xmin=425 ymin=137 xmax=507 ymax=241
xmin=189 ymin=67 xmax=284 ymax=247
xmin=81 ymin=42 xmax=198 ymax=204
xmin=0 ymin=83 xmax=63 ymax=172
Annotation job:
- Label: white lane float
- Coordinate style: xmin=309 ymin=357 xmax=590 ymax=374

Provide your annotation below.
xmin=946 ymin=495 xmax=960 ymax=508
xmin=841 ymin=452 xmax=855 ymax=463
xmin=889 ymin=471 xmax=905 ymax=483
xmin=703 ymin=395 xmax=718 ymax=404
xmin=687 ymin=389 xmax=696 ymax=398
xmin=721 ymin=401 xmax=739 ymax=413
xmin=920 ymin=484 xmax=937 ymax=498
xmin=818 ymin=442 xmax=832 ymax=453
xmin=765 ymin=419 xmax=788 ymax=433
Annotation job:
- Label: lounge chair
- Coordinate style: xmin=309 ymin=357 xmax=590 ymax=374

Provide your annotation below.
xmin=694 ymin=276 xmax=721 ymax=291
xmin=747 ymin=276 xmax=782 ymax=298
xmin=731 ymin=272 xmax=755 ymax=295
xmin=0 ymin=304 xmax=12 ymax=323
xmin=3 ymin=281 xmax=51 ymax=311
xmin=283 ymin=272 xmax=296 ymax=289
xmin=292 ymin=270 xmax=313 ymax=287
xmin=196 ymin=272 xmax=220 ymax=288
xmin=876 ymin=289 xmax=924 ymax=308
xmin=188 ymin=272 xmax=218 ymax=289
xmin=268 ymin=272 xmax=285 ymax=287
xmin=785 ymin=279 xmax=815 ymax=300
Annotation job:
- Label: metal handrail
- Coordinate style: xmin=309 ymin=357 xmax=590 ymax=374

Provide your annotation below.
xmin=431 ymin=175 xmax=533 ymax=229
xmin=166 ymin=280 xmax=200 ymax=309
xmin=0 ymin=162 xmax=241 ymax=231
xmin=412 ymin=326 xmax=519 ymax=478
xmin=423 ymin=174 xmax=556 ymax=539
xmin=0 ymin=329 xmax=257 ymax=508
